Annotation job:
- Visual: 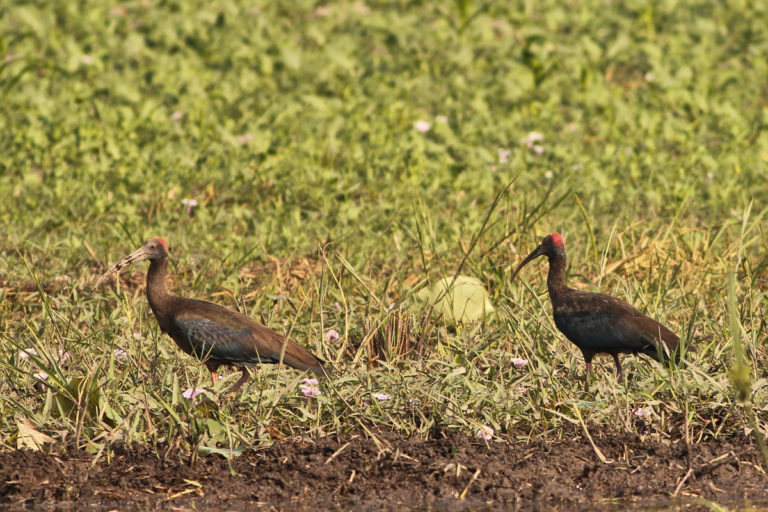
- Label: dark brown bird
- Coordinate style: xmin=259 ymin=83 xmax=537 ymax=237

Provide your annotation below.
xmin=512 ymin=233 xmax=679 ymax=389
xmin=95 ymin=238 xmax=325 ymax=394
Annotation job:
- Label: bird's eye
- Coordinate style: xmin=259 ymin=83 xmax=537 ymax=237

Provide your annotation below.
xmin=150 ymin=244 xmax=156 ymax=249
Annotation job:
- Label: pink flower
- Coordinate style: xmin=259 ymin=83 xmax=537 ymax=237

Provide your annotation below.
xmin=475 ymin=425 xmax=494 ymax=440
xmin=523 ymin=132 xmax=544 ymax=148
xmin=435 ymin=115 xmax=448 ymax=124
xmin=532 ymin=145 xmax=544 ymax=155
xmin=170 ymin=111 xmax=184 ymax=121
xmin=516 ymin=386 xmax=527 ymax=393
xmin=413 ymin=120 xmax=431 ymax=133
xmin=326 ymin=329 xmax=339 ymax=340
xmin=57 ymin=350 xmax=71 ymax=364
xmin=80 ymin=55 xmax=93 ymax=65
xmin=236 ymin=133 xmax=253 ymax=144
xmin=33 ymin=371 xmax=49 ymax=381
xmin=544 ymin=170 xmax=553 ymax=179
xmin=372 ymin=393 xmax=390 ymax=401
xmin=181 ymin=198 xmax=198 ymax=217
xmin=498 ymin=149 xmax=511 ymax=164
xmin=511 ymin=357 xmax=528 ymax=369
xmin=19 ymin=348 xmax=38 ymax=360
xmin=182 ymin=388 xmax=206 ymax=400
xmin=633 ymin=408 xmax=652 ymax=419
xmin=300 ymin=378 xmax=321 ymax=397
xmin=113 ymin=349 xmax=127 ymax=362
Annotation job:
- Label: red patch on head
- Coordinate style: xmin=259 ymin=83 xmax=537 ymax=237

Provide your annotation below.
xmin=150 ymin=238 xmax=168 ymax=251
xmin=550 ymin=233 xmax=565 ymax=248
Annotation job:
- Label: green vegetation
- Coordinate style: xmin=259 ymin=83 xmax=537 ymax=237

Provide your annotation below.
xmin=1 ymin=0 xmax=767 ymax=458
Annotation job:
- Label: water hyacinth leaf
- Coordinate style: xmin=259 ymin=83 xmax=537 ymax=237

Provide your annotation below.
xmin=414 ymin=276 xmax=494 ymax=324
xmin=51 ymin=376 xmax=117 ymax=425
xmin=198 ymin=445 xmax=244 ymax=459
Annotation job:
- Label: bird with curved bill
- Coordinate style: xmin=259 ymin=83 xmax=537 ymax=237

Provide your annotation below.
xmin=512 ymin=233 xmax=679 ymax=390
xmin=94 ymin=238 xmax=326 ymax=394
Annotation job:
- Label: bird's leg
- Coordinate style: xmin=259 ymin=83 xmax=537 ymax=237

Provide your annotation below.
xmin=223 ymin=367 xmax=251 ymax=395
xmin=612 ymin=354 xmax=624 ymax=381
xmin=584 ymin=362 xmax=591 ymax=392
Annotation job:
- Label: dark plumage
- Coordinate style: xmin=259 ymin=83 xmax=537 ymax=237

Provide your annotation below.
xmin=512 ymin=233 xmax=679 ymax=389
xmin=95 ymin=238 xmax=325 ymax=394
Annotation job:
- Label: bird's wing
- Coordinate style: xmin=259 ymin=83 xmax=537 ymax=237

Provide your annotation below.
xmin=175 ymin=299 xmax=325 ymax=374
xmin=175 ymin=316 xmax=281 ymax=365
xmin=553 ymin=291 xmax=678 ymax=360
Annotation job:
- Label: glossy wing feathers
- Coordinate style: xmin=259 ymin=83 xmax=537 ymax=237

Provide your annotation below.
xmin=173 ymin=298 xmax=325 ymax=375
xmin=553 ymin=291 xmax=679 ymax=362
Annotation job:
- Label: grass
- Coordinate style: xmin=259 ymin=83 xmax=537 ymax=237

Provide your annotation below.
xmin=1 ymin=0 xmax=767 ymax=459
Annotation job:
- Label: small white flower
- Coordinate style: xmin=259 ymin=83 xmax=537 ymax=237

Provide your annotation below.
xmin=475 ymin=425 xmax=494 ymax=440
xmin=516 ymin=386 xmax=527 ymax=393
xmin=435 ymin=115 xmax=448 ymax=124
xmin=372 ymin=393 xmax=390 ymax=401
xmin=511 ymin=357 xmax=528 ymax=369
xmin=54 ymin=275 xmax=70 ymax=282
xmin=170 ymin=111 xmax=184 ymax=121
xmin=532 ymin=145 xmax=544 ymax=155
xmin=706 ymin=172 xmax=714 ymax=181
xmin=33 ymin=371 xmax=49 ymax=381
xmin=413 ymin=120 xmax=431 ymax=133
xmin=498 ymin=149 xmax=511 ymax=164
xmin=571 ymin=163 xmax=583 ymax=171
xmin=544 ymin=170 xmax=553 ymax=179
xmin=80 ymin=55 xmax=94 ymax=65
xmin=113 ymin=349 xmax=127 ymax=362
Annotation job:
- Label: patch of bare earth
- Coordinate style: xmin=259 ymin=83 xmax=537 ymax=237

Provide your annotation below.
xmin=0 ymin=427 xmax=765 ymax=510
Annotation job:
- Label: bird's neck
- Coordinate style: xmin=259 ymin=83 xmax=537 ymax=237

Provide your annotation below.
xmin=146 ymin=258 xmax=173 ymax=321
xmin=547 ymin=252 xmax=569 ymax=296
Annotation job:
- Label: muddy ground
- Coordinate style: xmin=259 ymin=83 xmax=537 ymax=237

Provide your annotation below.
xmin=0 ymin=426 xmax=765 ymax=511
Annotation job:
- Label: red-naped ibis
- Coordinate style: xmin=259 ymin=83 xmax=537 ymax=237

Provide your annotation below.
xmin=95 ymin=238 xmax=325 ymax=394
xmin=512 ymin=233 xmax=679 ymax=389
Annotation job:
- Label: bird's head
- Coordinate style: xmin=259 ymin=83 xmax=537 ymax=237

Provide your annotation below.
xmin=94 ymin=238 xmax=169 ymax=288
xmin=511 ymin=233 xmax=565 ymax=280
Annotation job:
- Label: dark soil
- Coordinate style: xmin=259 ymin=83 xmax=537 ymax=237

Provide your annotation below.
xmin=1 ymin=426 xmax=765 ymax=510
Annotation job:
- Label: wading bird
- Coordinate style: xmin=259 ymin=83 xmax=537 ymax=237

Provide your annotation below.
xmin=512 ymin=233 xmax=679 ymax=390
xmin=95 ymin=238 xmax=325 ymax=394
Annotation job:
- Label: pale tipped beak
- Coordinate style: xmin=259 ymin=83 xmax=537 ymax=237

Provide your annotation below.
xmin=511 ymin=244 xmax=545 ymax=280
xmin=93 ymin=246 xmax=152 ymax=289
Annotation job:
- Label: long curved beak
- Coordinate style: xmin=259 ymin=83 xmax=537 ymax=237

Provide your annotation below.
xmin=93 ymin=246 xmax=151 ymax=289
xmin=511 ymin=244 xmax=545 ymax=280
